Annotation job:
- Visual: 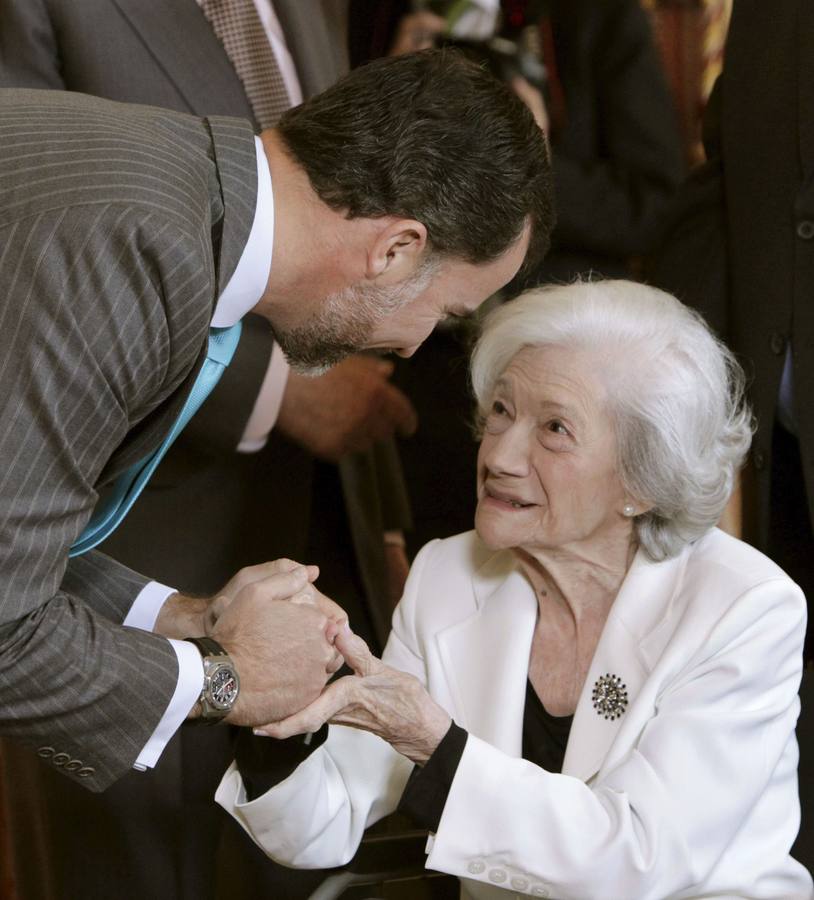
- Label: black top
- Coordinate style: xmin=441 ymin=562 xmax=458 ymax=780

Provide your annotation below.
xmin=399 ymin=680 xmax=573 ymax=830
xmin=237 ymin=680 xmax=574 ymax=836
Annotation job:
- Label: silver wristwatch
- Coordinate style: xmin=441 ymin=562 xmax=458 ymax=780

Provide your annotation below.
xmin=185 ymin=636 xmax=240 ymax=724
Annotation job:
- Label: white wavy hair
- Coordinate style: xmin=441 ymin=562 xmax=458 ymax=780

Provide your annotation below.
xmin=470 ymin=280 xmax=754 ymax=561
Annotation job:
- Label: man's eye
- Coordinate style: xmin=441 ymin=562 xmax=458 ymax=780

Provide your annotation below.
xmin=492 ymin=400 xmax=508 ymax=415
xmin=548 ymin=420 xmax=569 ymax=436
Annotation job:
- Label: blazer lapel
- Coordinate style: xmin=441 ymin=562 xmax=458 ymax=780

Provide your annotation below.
xmin=436 ymin=544 xmax=686 ymax=783
xmin=563 ymin=548 xmax=686 ymax=783
xmin=111 ymin=0 xmax=255 ymax=121
xmin=437 ymin=553 xmax=537 ymax=758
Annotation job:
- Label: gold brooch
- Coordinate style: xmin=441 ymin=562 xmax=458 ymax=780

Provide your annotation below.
xmin=592 ymin=673 xmax=628 ymax=720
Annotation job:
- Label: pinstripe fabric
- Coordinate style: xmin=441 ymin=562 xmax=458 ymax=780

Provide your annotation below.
xmin=0 ymin=88 xmax=258 ymax=790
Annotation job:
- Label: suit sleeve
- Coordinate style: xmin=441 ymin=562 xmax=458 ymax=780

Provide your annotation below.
xmin=0 ymin=0 xmax=66 ymax=88
xmin=61 ymin=551 xmax=151 ymax=620
xmin=0 ymin=202 xmax=212 ymax=792
xmin=551 ymin=0 xmax=685 ymax=259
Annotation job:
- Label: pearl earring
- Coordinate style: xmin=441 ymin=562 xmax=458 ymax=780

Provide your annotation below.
xmin=623 ymin=504 xmax=635 ymax=517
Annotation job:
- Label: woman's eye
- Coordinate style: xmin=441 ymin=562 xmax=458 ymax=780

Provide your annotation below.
xmin=492 ymin=400 xmax=508 ymax=415
xmin=548 ymin=420 xmax=569 ymax=436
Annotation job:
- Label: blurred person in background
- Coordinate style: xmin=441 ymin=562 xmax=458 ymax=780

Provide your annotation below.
xmin=650 ymin=0 xmax=814 ymax=664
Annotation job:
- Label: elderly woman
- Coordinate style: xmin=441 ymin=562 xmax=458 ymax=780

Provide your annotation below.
xmin=216 ymin=281 xmax=811 ymax=899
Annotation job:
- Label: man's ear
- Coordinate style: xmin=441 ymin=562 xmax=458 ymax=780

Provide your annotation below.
xmin=366 ymin=219 xmax=428 ymax=285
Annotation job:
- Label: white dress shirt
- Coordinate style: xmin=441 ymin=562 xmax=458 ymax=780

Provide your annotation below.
xmin=129 ymin=132 xmax=276 ymax=769
xmin=126 ymin=0 xmax=304 ymax=770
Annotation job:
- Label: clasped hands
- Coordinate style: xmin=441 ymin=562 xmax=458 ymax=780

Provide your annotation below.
xmin=156 ymin=559 xmax=450 ymax=763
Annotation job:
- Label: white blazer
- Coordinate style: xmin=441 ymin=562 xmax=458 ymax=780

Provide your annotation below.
xmin=217 ymin=529 xmax=812 ymax=900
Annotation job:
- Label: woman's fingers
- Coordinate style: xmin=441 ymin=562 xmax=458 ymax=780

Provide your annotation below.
xmin=334 ymin=627 xmax=383 ymax=677
xmin=255 ymin=677 xmax=354 ymax=739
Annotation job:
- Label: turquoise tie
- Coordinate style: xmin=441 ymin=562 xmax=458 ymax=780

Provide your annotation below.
xmin=69 ymin=323 xmax=243 ymax=557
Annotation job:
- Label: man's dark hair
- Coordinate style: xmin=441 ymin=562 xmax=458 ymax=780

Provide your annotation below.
xmin=277 ymin=49 xmax=554 ymax=275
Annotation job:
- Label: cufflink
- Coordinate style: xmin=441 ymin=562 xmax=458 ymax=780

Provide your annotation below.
xmin=592 ymin=673 xmax=628 ymax=720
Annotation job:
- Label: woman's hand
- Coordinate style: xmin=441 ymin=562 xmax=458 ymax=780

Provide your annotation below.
xmin=255 ymin=628 xmax=452 ymax=765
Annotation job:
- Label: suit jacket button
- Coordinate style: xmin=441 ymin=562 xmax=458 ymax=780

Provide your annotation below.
xmin=64 ymin=760 xmax=82 ymax=772
xmin=769 ymin=331 xmax=786 ymax=355
xmin=488 ymin=868 xmax=507 ymax=883
xmin=531 ymin=887 xmax=551 ymax=897
xmin=753 ymin=448 xmax=766 ymax=470
xmin=511 ymin=876 xmax=530 ymax=891
xmin=467 ymin=861 xmax=486 ymax=875
xmin=51 ymin=752 xmax=70 ymax=766
xmin=77 ymin=766 xmax=95 ymax=778
xmin=797 ymin=220 xmax=814 ymax=240
xmin=36 ymin=746 xmax=55 ymax=759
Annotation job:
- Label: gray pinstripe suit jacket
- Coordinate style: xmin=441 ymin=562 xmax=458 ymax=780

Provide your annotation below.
xmin=0 ymin=87 xmax=257 ymax=791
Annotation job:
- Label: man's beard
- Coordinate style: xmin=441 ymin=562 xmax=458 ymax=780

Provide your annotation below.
xmin=273 ymin=260 xmax=437 ymax=376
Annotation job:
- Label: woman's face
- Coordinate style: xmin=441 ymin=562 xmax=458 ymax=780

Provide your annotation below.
xmin=475 ymin=345 xmax=632 ymax=556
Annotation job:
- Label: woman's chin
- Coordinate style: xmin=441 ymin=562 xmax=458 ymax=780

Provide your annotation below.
xmin=474 ymin=511 xmax=520 ymax=551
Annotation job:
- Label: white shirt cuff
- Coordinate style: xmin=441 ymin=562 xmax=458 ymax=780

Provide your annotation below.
xmin=132 ymin=639 xmax=204 ymax=771
xmin=124 ymin=580 xmax=176 ymax=631
xmin=124 ymin=581 xmax=204 ymax=771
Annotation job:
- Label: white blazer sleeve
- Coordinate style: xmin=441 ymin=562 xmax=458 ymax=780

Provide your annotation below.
xmin=214 ymin=543 xmax=440 ymax=868
xmin=426 ymin=578 xmax=806 ymax=900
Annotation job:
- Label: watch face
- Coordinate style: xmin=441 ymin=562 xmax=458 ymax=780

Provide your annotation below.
xmin=209 ymin=665 xmax=239 ymax=709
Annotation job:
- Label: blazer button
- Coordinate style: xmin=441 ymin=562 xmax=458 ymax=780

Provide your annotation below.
xmin=488 ymin=868 xmax=507 ymax=883
xmin=36 ymin=746 xmax=55 ymax=759
xmin=797 ymin=220 xmax=814 ymax=240
xmin=769 ymin=331 xmax=786 ymax=355
xmin=77 ymin=766 xmax=96 ymax=778
xmin=511 ymin=876 xmax=530 ymax=891
xmin=753 ymin=448 xmax=766 ymax=470
xmin=64 ymin=760 xmax=82 ymax=772
xmin=531 ymin=887 xmax=551 ymax=898
xmin=51 ymin=752 xmax=70 ymax=767
xmin=467 ymin=861 xmax=486 ymax=875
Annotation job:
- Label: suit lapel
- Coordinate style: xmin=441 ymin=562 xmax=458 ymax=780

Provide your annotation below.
xmin=562 ymin=548 xmax=685 ymax=783
xmin=437 ymin=553 xmax=537 ymax=758
xmin=110 ymin=0 xmax=254 ymax=121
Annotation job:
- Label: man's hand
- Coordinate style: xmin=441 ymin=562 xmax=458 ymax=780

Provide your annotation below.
xmin=276 ymin=356 xmax=418 ymax=462
xmin=207 ymin=565 xmax=345 ymax=726
xmin=256 ymin=628 xmax=451 ymax=765
xmin=511 ymin=76 xmax=549 ymax=133
xmin=153 ymin=558 xmax=321 ymax=639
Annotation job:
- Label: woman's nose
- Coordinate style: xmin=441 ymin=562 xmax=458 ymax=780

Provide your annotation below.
xmin=482 ymin=424 xmax=532 ymax=477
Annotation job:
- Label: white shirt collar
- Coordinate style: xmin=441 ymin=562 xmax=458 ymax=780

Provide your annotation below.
xmin=210 ymin=136 xmax=274 ymax=327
